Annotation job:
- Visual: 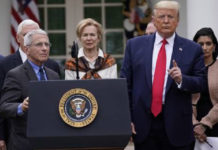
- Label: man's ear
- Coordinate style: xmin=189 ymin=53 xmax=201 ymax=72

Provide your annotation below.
xmin=16 ymin=34 xmax=21 ymax=43
xmin=152 ymin=16 xmax=154 ymax=22
xmin=23 ymin=46 xmax=29 ymax=54
xmin=152 ymin=17 xmax=156 ymax=27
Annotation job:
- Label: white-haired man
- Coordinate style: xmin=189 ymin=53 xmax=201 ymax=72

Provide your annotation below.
xmin=0 ymin=29 xmax=59 ymax=150
xmin=0 ymin=19 xmax=60 ymax=149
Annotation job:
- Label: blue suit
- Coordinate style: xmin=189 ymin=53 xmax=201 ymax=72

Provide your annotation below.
xmin=120 ymin=33 xmax=206 ymax=147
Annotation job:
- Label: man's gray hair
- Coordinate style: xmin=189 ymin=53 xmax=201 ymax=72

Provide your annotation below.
xmin=24 ymin=29 xmax=48 ymax=46
xmin=153 ymin=1 xmax=180 ymax=18
xmin=17 ymin=19 xmax=39 ymax=34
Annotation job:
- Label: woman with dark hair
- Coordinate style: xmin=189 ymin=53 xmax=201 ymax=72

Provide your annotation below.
xmin=192 ymin=27 xmax=218 ymax=143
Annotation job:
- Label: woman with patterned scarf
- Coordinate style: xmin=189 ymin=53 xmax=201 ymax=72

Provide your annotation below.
xmin=65 ymin=18 xmax=117 ymax=80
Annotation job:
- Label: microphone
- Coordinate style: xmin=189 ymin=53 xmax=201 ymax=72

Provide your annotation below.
xmin=71 ymin=41 xmax=80 ymax=79
xmin=71 ymin=41 xmax=79 ymax=58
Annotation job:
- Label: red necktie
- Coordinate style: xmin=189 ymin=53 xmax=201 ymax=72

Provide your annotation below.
xmin=151 ymin=39 xmax=167 ymax=117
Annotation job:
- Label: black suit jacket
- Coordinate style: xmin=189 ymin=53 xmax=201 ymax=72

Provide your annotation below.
xmin=0 ymin=55 xmax=4 ymax=141
xmin=0 ymin=61 xmax=59 ymax=150
xmin=0 ymin=50 xmax=60 ymax=142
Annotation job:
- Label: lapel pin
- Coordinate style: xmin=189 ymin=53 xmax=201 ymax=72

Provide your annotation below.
xmin=179 ymin=47 xmax=183 ymax=51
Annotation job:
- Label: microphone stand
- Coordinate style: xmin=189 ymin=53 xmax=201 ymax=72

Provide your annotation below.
xmin=71 ymin=41 xmax=79 ymax=80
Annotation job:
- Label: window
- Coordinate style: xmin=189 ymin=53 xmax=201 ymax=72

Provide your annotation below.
xmin=38 ymin=0 xmax=66 ymax=76
xmin=38 ymin=0 xmax=125 ymax=77
xmin=84 ymin=0 xmax=125 ymax=73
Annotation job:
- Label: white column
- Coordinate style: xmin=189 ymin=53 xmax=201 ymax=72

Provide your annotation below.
xmin=66 ymin=0 xmax=83 ymax=58
xmin=187 ymin=0 xmax=218 ymax=40
xmin=0 ymin=0 xmax=11 ymax=56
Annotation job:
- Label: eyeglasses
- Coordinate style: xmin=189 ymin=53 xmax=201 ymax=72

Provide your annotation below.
xmin=29 ymin=42 xmax=51 ymax=48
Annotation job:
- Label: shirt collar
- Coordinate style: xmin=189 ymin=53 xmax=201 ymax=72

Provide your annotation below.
xmin=19 ymin=48 xmax=27 ymax=63
xmin=78 ymin=48 xmax=104 ymax=58
xmin=155 ymin=32 xmax=176 ymax=46
xmin=28 ymin=60 xmax=44 ymax=72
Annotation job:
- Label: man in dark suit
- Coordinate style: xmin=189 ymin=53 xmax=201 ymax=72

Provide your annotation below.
xmin=0 ymin=55 xmax=6 ymax=150
xmin=120 ymin=1 xmax=206 ymax=150
xmin=0 ymin=19 xmax=60 ymax=90
xmin=0 ymin=19 xmax=61 ymax=148
xmin=0 ymin=29 xmax=59 ymax=150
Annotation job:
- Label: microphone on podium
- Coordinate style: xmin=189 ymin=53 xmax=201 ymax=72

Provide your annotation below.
xmin=71 ymin=41 xmax=79 ymax=80
xmin=71 ymin=41 xmax=79 ymax=58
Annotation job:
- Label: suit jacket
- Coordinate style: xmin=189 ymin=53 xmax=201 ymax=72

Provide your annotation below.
xmin=120 ymin=33 xmax=206 ymax=146
xmin=0 ymin=50 xmax=60 ymax=142
xmin=0 ymin=55 xmax=4 ymax=141
xmin=0 ymin=50 xmax=61 ymax=89
xmin=0 ymin=61 xmax=59 ymax=150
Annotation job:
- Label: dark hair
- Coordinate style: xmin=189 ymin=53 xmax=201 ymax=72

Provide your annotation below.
xmin=193 ymin=27 xmax=218 ymax=60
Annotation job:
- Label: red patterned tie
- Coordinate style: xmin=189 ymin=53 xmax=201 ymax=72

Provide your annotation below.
xmin=151 ymin=39 xmax=167 ymax=117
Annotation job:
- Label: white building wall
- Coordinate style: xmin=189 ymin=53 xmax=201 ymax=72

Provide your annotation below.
xmin=187 ymin=0 xmax=218 ymax=40
xmin=0 ymin=0 xmax=11 ymax=56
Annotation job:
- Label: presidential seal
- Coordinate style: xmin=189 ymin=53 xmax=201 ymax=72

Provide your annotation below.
xmin=59 ymin=88 xmax=98 ymax=128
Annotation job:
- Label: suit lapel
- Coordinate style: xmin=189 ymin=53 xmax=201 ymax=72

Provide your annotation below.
xmin=165 ymin=34 xmax=183 ymax=93
xmin=23 ymin=61 xmax=38 ymax=81
xmin=145 ymin=34 xmax=155 ymax=90
xmin=44 ymin=67 xmax=52 ymax=80
xmin=13 ymin=51 xmax=23 ymax=66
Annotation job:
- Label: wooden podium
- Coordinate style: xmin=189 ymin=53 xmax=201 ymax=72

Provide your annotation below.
xmin=27 ymin=79 xmax=131 ymax=150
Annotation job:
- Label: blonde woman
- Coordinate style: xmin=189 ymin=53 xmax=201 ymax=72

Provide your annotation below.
xmin=65 ymin=18 xmax=117 ymax=80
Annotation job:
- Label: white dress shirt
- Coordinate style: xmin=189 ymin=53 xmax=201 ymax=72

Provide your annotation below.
xmin=19 ymin=48 xmax=27 ymax=63
xmin=152 ymin=32 xmax=175 ymax=103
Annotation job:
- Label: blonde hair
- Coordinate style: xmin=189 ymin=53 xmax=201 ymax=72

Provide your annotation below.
xmin=153 ymin=1 xmax=180 ymax=18
xmin=76 ymin=18 xmax=102 ymax=40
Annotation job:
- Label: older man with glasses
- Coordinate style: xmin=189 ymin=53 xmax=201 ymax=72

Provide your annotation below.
xmin=0 ymin=29 xmax=59 ymax=150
